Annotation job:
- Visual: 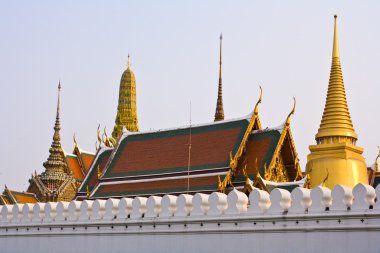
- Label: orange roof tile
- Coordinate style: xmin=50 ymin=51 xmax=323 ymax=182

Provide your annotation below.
xmin=11 ymin=191 xmax=38 ymax=204
xmin=81 ymin=153 xmax=95 ymax=171
xmin=66 ymin=155 xmax=85 ymax=180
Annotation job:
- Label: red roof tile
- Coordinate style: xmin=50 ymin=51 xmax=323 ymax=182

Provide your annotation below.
xmin=103 ymin=119 xmax=249 ymax=179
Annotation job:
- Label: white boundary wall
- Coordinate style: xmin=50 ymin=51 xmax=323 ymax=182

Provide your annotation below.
xmin=1 ymin=184 xmax=380 ymax=253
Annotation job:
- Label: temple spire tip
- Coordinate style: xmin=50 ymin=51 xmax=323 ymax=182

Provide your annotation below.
xmin=127 ymin=54 xmax=131 ymax=68
xmin=333 ymin=15 xmax=340 ymax=58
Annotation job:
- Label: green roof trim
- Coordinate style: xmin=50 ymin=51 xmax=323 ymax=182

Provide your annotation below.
xmin=81 ymin=153 xmax=94 ymax=157
xmin=104 ymin=163 xmax=228 ymax=178
xmin=92 ymin=183 xmax=218 ymax=198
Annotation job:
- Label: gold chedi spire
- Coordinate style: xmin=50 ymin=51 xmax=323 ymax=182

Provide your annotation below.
xmin=306 ymin=15 xmax=368 ymax=189
xmin=112 ymin=54 xmax=139 ymax=140
xmin=40 ymin=82 xmax=69 ymax=191
xmin=214 ymin=33 xmax=224 ymax=122
xmin=316 ymin=15 xmax=357 ymax=141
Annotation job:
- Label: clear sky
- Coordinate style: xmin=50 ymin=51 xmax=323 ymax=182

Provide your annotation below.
xmin=0 ymin=1 xmax=379 ymax=191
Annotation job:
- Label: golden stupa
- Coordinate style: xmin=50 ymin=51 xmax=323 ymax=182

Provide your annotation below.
xmin=306 ymin=15 xmax=368 ymax=189
xmin=112 ymin=54 xmax=139 ymax=141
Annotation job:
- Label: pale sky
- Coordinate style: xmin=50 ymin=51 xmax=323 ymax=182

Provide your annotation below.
xmin=0 ymin=1 xmax=379 ymax=191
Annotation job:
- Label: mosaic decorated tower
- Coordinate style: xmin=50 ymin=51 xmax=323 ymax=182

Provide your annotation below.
xmin=27 ymin=83 xmax=79 ymax=202
xmin=306 ymin=15 xmax=368 ymax=188
xmin=112 ymin=54 xmax=139 ymax=140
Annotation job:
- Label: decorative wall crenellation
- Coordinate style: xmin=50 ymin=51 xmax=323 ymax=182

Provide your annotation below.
xmin=1 ymin=183 xmax=379 ymax=228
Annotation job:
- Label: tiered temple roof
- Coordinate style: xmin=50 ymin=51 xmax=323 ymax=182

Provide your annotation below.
xmin=77 ymin=90 xmax=303 ymax=200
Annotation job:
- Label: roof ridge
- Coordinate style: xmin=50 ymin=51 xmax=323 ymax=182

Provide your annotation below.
xmin=120 ymin=115 xmax=251 ymax=138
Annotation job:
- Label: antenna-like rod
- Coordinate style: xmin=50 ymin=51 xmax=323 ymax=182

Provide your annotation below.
xmin=187 ymin=101 xmax=192 ymax=194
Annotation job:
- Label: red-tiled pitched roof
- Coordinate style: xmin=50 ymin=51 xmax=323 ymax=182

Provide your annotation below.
xmin=89 ymin=119 xmax=249 ymax=198
xmin=103 ymin=119 xmax=249 ymax=179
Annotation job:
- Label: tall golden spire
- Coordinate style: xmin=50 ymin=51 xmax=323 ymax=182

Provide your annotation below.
xmin=214 ymin=33 xmax=224 ymax=122
xmin=41 ymin=82 xmax=69 ymax=189
xmin=315 ymin=15 xmax=357 ymax=141
xmin=112 ymin=54 xmax=139 ymax=140
xmin=306 ymin=15 xmax=368 ymax=189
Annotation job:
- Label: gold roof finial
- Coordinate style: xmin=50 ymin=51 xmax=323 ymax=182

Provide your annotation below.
xmin=214 ymin=32 xmax=225 ymax=122
xmin=316 ymin=15 xmax=357 ymax=140
xmin=254 ymin=86 xmax=263 ymax=115
xmin=73 ymin=133 xmax=78 ymax=147
xmin=97 ymin=124 xmax=102 ymax=144
xmin=375 ymin=146 xmax=380 ymax=172
xmin=285 ymin=97 xmax=296 ymax=126
xmin=103 ymin=126 xmax=113 ymax=147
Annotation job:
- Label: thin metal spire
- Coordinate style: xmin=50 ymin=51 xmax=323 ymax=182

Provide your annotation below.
xmin=214 ymin=33 xmax=225 ymax=121
xmin=54 ymin=81 xmax=62 ymax=142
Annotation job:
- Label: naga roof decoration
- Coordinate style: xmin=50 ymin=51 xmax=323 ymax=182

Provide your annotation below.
xmin=368 ymin=147 xmax=380 ymax=188
xmin=218 ymin=87 xmax=263 ymax=191
xmin=220 ymin=97 xmax=302 ymax=193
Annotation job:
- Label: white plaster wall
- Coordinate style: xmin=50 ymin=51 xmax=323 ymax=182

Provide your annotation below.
xmin=1 ymin=228 xmax=379 ymax=253
xmin=1 ymin=184 xmax=380 ymax=253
